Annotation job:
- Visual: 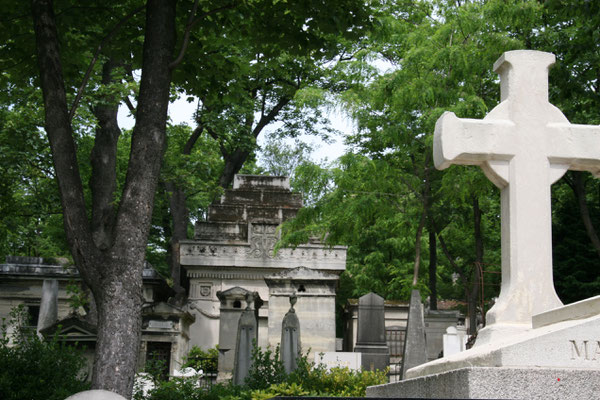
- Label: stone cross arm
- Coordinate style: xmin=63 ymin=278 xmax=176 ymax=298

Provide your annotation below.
xmin=547 ymin=122 xmax=600 ymax=177
xmin=434 ymin=111 xmax=600 ymax=187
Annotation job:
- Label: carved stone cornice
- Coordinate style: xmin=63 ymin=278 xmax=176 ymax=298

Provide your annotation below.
xmin=179 ymin=240 xmax=346 ymax=271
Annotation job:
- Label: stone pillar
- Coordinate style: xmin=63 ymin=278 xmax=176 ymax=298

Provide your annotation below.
xmin=354 ymin=292 xmax=389 ymax=372
xmin=401 ymin=289 xmax=427 ymax=378
xmin=280 ymin=294 xmax=301 ymax=373
xmin=37 ymin=279 xmax=58 ymax=334
xmin=232 ymin=291 xmax=262 ymax=385
xmin=216 ymin=287 xmax=262 ymax=381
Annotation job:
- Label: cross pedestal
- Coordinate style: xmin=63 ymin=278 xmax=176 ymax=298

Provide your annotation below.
xmin=434 ymin=50 xmax=600 ymax=344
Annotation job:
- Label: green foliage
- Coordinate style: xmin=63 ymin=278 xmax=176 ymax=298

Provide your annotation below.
xmin=552 ymin=173 xmax=600 ymax=303
xmin=0 ymin=306 xmax=89 ymax=400
xmin=182 ymin=346 xmax=219 ymax=373
xmin=244 ymin=343 xmax=286 ymax=390
xmin=136 ymin=344 xmax=387 ymax=400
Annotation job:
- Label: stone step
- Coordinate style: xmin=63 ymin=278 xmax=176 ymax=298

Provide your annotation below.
xmin=194 ymin=222 xmax=248 ymax=241
xmin=221 ymin=189 xmax=303 ymax=208
xmin=207 ymin=204 xmax=299 ymax=223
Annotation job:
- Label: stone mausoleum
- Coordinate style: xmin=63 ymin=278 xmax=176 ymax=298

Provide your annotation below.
xmin=179 ymin=175 xmax=346 ymax=377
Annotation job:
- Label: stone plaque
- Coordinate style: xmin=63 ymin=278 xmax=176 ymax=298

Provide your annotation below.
xmin=148 ymin=320 xmax=174 ymax=330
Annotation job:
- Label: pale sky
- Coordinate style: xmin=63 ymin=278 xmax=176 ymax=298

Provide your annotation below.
xmin=117 ymin=96 xmax=351 ymax=165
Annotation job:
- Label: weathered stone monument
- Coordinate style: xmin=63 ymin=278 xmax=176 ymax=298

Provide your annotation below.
xmin=233 ymin=291 xmax=261 ymax=386
xmin=400 ymin=289 xmax=427 ymax=378
xmin=354 ymin=292 xmax=389 ymax=371
xmin=367 ymin=50 xmax=600 ymax=399
xmin=216 ymin=287 xmax=262 ymax=381
xmin=180 ymin=175 xmax=346 ymax=355
xmin=442 ymin=326 xmax=467 ymax=357
xmin=280 ymin=293 xmax=301 ymax=373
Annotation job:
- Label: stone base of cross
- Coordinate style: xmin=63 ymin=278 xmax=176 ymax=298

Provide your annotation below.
xmin=434 ymin=50 xmax=600 ymax=345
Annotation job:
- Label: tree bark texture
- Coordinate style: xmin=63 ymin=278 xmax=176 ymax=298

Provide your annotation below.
xmin=32 ymin=0 xmax=177 ymax=396
xmin=412 ymin=210 xmax=426 ymax=287
xmin=471 ymin=196 xmax=484 ymax=332
xmin=91 ymin=60 xmax=120 ymax=251
xmin=428 ymin=228 xmax=437 ymax=310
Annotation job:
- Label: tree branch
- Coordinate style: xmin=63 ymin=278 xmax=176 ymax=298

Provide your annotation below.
xmin=169 ymin=2 xmax=237 ymax=69
xmin=251 ymin=96 xmax=292 ymax=137
xmin=32 ymin=0 xmax=100 ymax=284
xmin=69 ymin=5 xmax=144 ymax=121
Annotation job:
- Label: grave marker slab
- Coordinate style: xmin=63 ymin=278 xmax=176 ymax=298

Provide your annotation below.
xmin=354 ymin=292 xmax=389 ymax=372
xmin=37 ymin=279 xmax=58 ymax=333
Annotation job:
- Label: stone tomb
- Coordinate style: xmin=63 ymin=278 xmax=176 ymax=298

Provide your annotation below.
xmin=367 ymin=50 xmax=600 ymax=399
xmin=180 ymin=175 xmax=346 ymax=359
xmin=265 ymin=267 xmax=339 ymax=360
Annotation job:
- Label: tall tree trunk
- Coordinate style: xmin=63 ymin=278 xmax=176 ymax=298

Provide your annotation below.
xmin=412 ymin=210 xmax=426 ymax=287
xmin=166 ymin=126 xmax=204 ymax=299
xmin=32 ymin=0 xmax=176 ymax=396
xmin=219 ymin=147 xmax=251 ymax=188
xmin=166 ymin=182 xmax=188 ymax=302
xmin=470 ymin=196 xmax=484 ymax=333
xmin=90 ymin=59 xmax=120 ymax=252
xmin=573 ymin=172 xmax=600 ymax=259
xmin=428 ymin=228 xmax=437 ymax=310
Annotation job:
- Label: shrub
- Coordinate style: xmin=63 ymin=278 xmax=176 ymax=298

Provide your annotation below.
xmin=134 ymin=343 xmax=388 ymax=400
xmin=244 ymin=343 xmax=286 ymax=390
xmin=182 ymin=346 xmax=219 ymax=373
xmin=0 ymin=306 xmax=89 ymax=400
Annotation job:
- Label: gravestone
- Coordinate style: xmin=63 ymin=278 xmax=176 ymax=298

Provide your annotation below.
xmin=400 ymin=290 xmax=427 ymax=378
xmin=65 ymin=390 xmax=127 ymax=400
xmin=280 ymin=293 xmax=301 ymax=373
xmin=366 ymin=50 xmax=600 ymax=399
xmin=354 ymin=292 xmax=389 ymax=372
xmin=434 ymin=49 xmax=600 ymax=344
xmin=232 ymin=291 xmax=261 ymax=385
xmin=37 ymin=279 xmax=58 ymax=333
xmin=216 ymin=287 xmax=262 ymax=381
xmin=442 ymin=326 xmax=467 ymax=357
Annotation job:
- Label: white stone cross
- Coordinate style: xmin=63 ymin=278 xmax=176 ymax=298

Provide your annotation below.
xmin=434 ymin=50 xmax=600 ymax=343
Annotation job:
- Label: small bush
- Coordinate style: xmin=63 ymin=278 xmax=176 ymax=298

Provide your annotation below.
xmin=244 ymin=343 xmax=286 ymax=390
xmin=134 ymin=343 xmax=388 ymax=400
xmin=182 ymin=346 xmax=219 ymax=373
xmin=0 ymin=306 xmax=89 ymax=400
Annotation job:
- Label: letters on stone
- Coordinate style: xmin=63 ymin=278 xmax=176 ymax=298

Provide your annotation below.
xmin=569 ymin=340 xmax=600 ymax=361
